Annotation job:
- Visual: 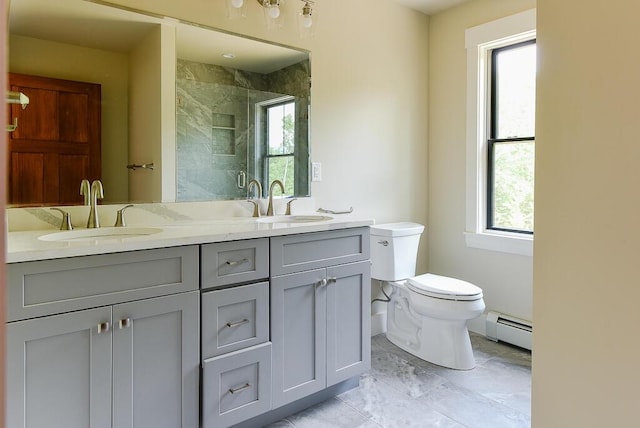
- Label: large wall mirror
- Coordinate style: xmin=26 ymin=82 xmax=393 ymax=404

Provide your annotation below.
xmin=7 ymin=0 xmax=310 ymax=206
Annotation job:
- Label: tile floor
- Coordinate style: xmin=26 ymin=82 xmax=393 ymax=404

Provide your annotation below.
xmin=267 ymin=333 xmax=531 ymax=428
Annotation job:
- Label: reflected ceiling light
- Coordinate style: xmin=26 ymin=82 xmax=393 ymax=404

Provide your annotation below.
xmin=300 ymin=2 xmax=313 ymax=28
xmin=226 ymin=0 xmax=316 ymax=36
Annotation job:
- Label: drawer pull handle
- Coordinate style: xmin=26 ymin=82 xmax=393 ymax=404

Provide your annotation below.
xmin=225 ymin=258 xmax=249 ymax=267
xmin=97 ymin=321 xmax=110 ymax=334
xmin=327 ymin=277 xmax=337 ymax=284
xmin=119 ymin=318 xmax=132 ymax=329
xmin=226 ymin=318 xmax=250 ymax=328
xmin=316 ymin=279 xmax=327 ymax=288
xmin=229 ymin=383 xmax=251 ymax=394
xmin=378 ymin=240 xmax=389 ymax=246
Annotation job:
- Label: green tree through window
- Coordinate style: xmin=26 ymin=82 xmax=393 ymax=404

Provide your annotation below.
xmin=488 ymin=40 xmax=536 ymax=233
xmin=266 ymin=101 xmax=295 ymax=196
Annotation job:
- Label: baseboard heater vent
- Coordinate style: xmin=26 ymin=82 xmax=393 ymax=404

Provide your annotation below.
xmin=486 ymin=311 xmax=532 ymax=350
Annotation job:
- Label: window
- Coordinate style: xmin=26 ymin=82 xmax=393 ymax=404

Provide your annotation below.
xmin=488 ymin=40 xmax=536 ymax=234
xmin=465 ymin=9 xmax=536 ymax=256
xmin=263 ymin=99 xmax=296 ymax=196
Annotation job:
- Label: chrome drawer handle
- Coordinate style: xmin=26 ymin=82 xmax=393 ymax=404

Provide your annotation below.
xmin=97 ymin=321 xmax=110 ymax=334
xmin=119 ymin=318 xmax=132 ymax=329
xmin=378 ymin=240 xmax=389 ymax=246
xmin=225 ymin=258 xmax=249 ymax=267
xmin=226 ymin=318 xmax=250 ymax=328
xmin=229 ymin=383 xmax=251 ymax=394
xmin=327 ymin=277 xmax=337 ymax=284
xmin=315 ymin=278 xmax=327 ymax=288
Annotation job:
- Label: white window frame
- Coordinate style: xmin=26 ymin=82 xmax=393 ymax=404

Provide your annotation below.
xmin=465 ymin=9 xmax=536 ymax=257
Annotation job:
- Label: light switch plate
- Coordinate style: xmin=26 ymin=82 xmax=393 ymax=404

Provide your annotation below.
xmin=311 ymin=162 xmax=322 ymax=182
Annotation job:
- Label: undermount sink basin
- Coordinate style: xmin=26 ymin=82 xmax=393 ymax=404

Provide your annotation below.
xmin=256 ymin=215 xmax=333 ymax=224
xmin=38 ymin=227 xmax=163 ymax=242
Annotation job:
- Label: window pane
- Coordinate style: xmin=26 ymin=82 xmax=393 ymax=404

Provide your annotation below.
xmin=495 ymin=43 xmax=536 ymax=138
xmin=268 ymin=156 xmax=295 ymax=196
xmin=267 ymin=102 xmax=295 ymax=155
xmin=492 ymin=141 xmax=534 ymax=232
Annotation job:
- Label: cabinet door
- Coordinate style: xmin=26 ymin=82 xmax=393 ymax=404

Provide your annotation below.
xmin=271 ymin=269 xmax=327 ymax=408
xmin=7 ymin=307 xmax=112 ymax=428
xmin=326 ymin=261 xmax=372 ymax=386
xmin=112 ymin=291 xmax=200 ymax=428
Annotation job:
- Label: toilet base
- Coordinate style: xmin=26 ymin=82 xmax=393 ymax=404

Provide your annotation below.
xmin=385 ymin=284 xmax=478 ymax=370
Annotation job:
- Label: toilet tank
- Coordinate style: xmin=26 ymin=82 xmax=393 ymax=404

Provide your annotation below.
xmin=369 ymin=222 xmax=425 ymax=281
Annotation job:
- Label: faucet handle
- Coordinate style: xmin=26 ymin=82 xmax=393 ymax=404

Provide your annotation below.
xmin=114 ymin=204 xmax=134 ymax=227
xmin=285 ymin=198 xmax=297 ymax=215
xmin=51 ymin=208 xmax=73 ymax=231
xmin=246 ymin=200 xmax=261 ymax=218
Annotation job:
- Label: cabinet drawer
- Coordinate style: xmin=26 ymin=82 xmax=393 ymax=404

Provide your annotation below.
xmin=202 ymin=343 xmax=272 ymax=428
xmin=270 ymin=227 xmax=370 ymax=276
xmin=201 ymin=239 xmax=269 ymax=288
xmin=202 ymin=282 xmax=269 ymax=359
xmin=7 ymin=246 xmax=199 ymax=322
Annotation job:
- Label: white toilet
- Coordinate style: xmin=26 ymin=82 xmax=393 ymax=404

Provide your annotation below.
xmin=370 ymin=222 xmax=485 ymax=370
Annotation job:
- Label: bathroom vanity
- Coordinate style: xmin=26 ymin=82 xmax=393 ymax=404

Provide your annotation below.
xmin=5 ymin=204 xmax=372 ymax=428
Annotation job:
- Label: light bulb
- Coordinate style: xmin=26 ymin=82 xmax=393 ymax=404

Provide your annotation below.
xmin=268 ymin=5 xmax=280 ymax=19
xmin=231 ymin=0 xmax=244 ymax=8
xmin=301 ymin=15 xmax=313 ymax=28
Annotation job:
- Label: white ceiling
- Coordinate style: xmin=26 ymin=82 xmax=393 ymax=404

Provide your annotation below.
xmin=9 ymin=0 xmax=307 ymax=74
xmin=391 ymin=0 xmax=473 ymax=15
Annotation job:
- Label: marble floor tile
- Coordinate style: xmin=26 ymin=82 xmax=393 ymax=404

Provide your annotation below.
xmin=284 ymin=397 xmax=372 ymax=428
xmin=338 ymin=374 xmax=464 ymax=428
xmin=270 ymin=333 xmax=531 ymax=428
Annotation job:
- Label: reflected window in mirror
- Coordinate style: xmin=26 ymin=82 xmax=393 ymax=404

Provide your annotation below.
xmin=263 ymin=98 xmax=296 ymax=197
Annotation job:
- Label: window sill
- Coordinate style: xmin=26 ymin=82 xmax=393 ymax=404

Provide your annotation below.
xmin=464 ymin=231 xmax=533 ymax=257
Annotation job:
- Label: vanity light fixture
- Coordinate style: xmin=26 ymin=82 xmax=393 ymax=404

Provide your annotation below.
xmin=226 ymin=0 xmax=316 ymax=36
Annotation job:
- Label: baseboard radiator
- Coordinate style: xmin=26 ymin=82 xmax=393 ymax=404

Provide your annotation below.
xmin=485 ymin=311 xmax=532 ymax=350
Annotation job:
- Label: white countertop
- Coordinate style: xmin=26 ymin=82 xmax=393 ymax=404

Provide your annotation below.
xmin=7 ymin=214 xmax=374 ymax=263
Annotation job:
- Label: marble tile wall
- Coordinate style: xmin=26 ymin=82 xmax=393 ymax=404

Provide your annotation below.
xmin=176 ymin=59 xmax=310 ymax=201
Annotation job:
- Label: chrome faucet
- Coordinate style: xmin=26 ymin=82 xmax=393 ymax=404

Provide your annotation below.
xmin=80 ymin=179 xmax=91 ymax=206
xmin=87 ymin=180 xmax=104 ymax=228
xmin=247 ymin=179 xmax=262 ymax=217
xmin=267 ymin=179 xmax=284 ymax=216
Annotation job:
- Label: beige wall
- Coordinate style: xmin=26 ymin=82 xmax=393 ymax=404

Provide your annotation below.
xmin=428 ymin=0 xmax=535 ymax=334
xmin=533 ymin=0 xmax=640 ymax=425
xmin=108 ymin=0 xmax=430 ymax=243
xmin=8 ymin=35 xmax=130 ymax=203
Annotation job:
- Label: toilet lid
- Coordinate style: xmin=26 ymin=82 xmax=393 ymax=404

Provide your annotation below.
xmin=407 ymin=273 xmax=483 ymax=301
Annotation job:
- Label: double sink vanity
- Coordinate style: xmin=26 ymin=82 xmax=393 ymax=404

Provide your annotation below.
xmin=5 ymin=200 xmax=372 ymax=428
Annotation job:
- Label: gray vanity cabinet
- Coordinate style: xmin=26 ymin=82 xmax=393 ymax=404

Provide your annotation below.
xmin=6 ymin=246 xmax=200 ymax=428
xmin=112 ymin=291 xmax=199 ymax=428
xmin=270 ymin=228 xmax=371 ymax=409
xmin=200 ymin=239 xmax=272 ymax=428
xmin=7 ymin=307 xmax=113 ymax=428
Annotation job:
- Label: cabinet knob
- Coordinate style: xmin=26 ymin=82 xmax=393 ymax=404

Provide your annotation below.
xmin=316 ymin=279 xmax=327 ymax=288
xmin=119 ymin=318 xmax=132 ymax=329
xmin=97 ymin=321 xmax=110 ymax=334
xmin=327 ymin=277 xmax=337 ymax=284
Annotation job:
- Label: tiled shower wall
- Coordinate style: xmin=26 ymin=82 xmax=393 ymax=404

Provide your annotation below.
xmin=176 ymin=59 xmax=310 ymax=201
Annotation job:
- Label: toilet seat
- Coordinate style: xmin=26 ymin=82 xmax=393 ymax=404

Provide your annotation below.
xmin=407 ymin=273 xmax=483 ymax=301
